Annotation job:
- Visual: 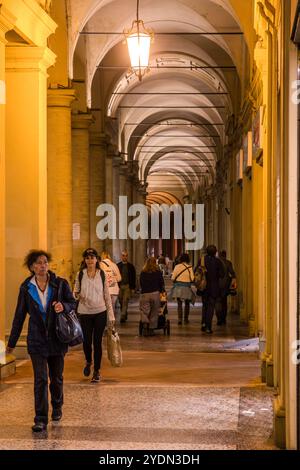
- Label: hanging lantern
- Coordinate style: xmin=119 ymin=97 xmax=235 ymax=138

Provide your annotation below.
xmin=124 ymin=1 xmax=154 ymax=81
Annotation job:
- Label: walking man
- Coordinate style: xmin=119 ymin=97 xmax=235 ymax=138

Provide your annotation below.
xmin=218 ymin=250 xmax=237 ymax=325
xmin=117 ymin=250 xmax=136 ymax=323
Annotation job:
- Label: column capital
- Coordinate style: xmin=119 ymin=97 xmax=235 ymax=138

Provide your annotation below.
xmin=113 ymin=154 xmax=123 ymax=168
xmin=0 ymin=5 xmax=16 ymax=42
xmin=48 ymin=88 xmax=76 ymax=108
xmin=119 ymin=160 xmax=128 ymax=176
xmin=5 ymin=46 xmax=56 ymax=75
xmin=71 ymin=112 xmax=94 ymax=130
xmin=89 ymin=131 xmax=107 ymax=147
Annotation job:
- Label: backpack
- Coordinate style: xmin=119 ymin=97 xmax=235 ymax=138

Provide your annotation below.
xmin=194 ymin=257 xmax=207 ymax=294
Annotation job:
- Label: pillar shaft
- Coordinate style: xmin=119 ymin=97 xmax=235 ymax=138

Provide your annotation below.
xmin=112 ymin=156 xmax=122 ymax=261
xmin=48 ymin=88 xmax=75 ymax=282
xmin=72 ymin=113 xmax=94 ymax=273
xmin=5 ymin=45 xmax=55 ymax=334
xmin=105 ymin=152 xmax=113 ymax=255
xmin=90 ymin=132 xmax=106 ymax=255
xmin=0 ymin=12 xmax=12 ymax=343
xmin=119 ymin=164 xmax=128 ymax=255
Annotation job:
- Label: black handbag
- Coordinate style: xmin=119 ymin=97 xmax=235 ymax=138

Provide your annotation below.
xmin=55 ymin=281 xmax=84 ymax=346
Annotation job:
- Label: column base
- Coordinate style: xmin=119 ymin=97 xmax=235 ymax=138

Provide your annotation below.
xmin=0 ymin=354 xmax=16 ymax=379
xmin=274 ymin=398 xmax=286 ymax=449
xmin=248 ymin=317 xmax=256 ymax=337
xmin=266 ymin=357 xmax=274 ymax=387
xmin=261 ymin=356 xmax=267 ymax=383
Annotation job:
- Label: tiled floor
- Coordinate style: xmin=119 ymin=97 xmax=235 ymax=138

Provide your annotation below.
xmin=0 ymin=289 xmax=277 ymax=450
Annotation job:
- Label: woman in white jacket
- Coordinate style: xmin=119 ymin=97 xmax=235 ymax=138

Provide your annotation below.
xmin=73 ymin=248 xmax=115 ymax=383
xmin=100 ymin=251 xmax=122 ymax=319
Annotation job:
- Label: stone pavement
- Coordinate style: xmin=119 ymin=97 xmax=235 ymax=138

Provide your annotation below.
xmin=0 ymin=292 xmax=277 ymax=450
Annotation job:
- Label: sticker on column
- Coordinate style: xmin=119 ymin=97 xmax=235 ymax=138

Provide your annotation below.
xmin=0 ymin=340 xmax=5 ymax=364
xmin=0 ymin=80 xmax=6 ymax=105
xmin=0 ymin=80 xmax=6 ymax=104
xmin=72 ymin=223 xmax=81 ymax=240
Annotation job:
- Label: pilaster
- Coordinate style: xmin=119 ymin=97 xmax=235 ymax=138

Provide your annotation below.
xmin=90 ymin=132 xmax=107 ymax=255
xmin=47 ymin=88 xmax=76 ymax=282
xmin=72 ymin=112 xmax=94 ymax=273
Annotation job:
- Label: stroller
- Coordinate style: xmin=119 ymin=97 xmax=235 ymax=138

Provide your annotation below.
xmin=139 ymin=292 xmax=170 ymax=336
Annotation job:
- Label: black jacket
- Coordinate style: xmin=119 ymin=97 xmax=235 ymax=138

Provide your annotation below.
xmin=117 ymin=262 xmax=136 ymax=290
xmin=204 ymin=255 xmax=225 ymax=299
xmin=7 ymin=271 xmax=76 ymax=356
xmin=140 ymin=271 xmax=165 ymax=294
xmin=219 ymin=258 xmax=236 ymax=293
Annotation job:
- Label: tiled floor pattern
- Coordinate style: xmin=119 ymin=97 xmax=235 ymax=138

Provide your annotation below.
xmin=0 ymin=287 xmax=277 ymax=450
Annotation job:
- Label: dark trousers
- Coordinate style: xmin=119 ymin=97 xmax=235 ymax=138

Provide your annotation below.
xmin=220 ymin=295 xmax=228 ymax=322
xmin=30 ymin=354 xmax=64 ymax=425
xmin=202 ymin=296 xmax=222 ymax=330
xmin=80 ymin=312 xmax=107 ymax=371
xmin=177 ymin=299 xmax=190 ymax=322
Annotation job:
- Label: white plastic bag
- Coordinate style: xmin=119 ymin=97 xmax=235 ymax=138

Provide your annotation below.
xmin=107 ymin=327 xmax=123 ymax=367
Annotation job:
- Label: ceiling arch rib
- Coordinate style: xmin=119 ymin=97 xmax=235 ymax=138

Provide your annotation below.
xmin=107 ymin=51 xmax=234 ymax=118
xmin=126 ymin=114 xmax=225 ymax=160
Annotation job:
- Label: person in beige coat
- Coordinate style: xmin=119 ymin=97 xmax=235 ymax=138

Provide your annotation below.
xmin=100 ymin=251 xmax=122 ymax=321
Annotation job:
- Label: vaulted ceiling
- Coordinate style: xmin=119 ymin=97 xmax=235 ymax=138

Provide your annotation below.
xmin=68 ymin=0 xmax=253 ymax=203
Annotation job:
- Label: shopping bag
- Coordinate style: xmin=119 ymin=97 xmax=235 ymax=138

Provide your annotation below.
xmin=107 ymin=327 xmax=123 ymax=367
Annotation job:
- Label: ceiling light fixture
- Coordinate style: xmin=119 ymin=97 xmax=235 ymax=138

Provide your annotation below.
xmin=124 ymin=0 xmax=154 ymax=81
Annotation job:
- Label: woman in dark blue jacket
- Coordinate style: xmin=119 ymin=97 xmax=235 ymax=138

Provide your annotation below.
xmin=6 ymin=250 xmax=76 ymax=433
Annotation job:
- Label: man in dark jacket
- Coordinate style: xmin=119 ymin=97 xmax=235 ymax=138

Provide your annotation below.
xmin=218 ymin=250 xmax=237 ymax=325
xmin=201 ymin=245 xmax=225 ymax=334
xmin=6 ymin=250 xmax=76 ymax=432
xmin=117 ymin=250 xmax=136 ymax=323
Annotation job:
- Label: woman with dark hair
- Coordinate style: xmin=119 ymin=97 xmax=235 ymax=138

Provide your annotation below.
xmin=73 ymin=248 xmax=114 ymax=383
xmin=171 ymin=253 xmax=195 ymax=325
xmin=139 ymin=257 xmax=165 ymax=336
xmin=6 ymin=250 xmax=76 ymax=433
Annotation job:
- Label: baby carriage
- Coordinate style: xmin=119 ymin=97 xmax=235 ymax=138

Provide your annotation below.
xmin=139 ymin=292 xmax=170 ymax=336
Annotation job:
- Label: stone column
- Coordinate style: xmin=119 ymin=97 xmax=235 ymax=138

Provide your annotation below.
xmin=5 ymin=46 xmax=56 ymax=338
xmin=125 ymin=167 xmax=133 ymax=261
xmin=136 ymin=184 xmax=148 ymax=277
xmin=72 ymin=113 xmax=94 ymax=274
xmin=48 ymin=88 xmax=75 ymax=282
xmin=105 ymin=147 xmax=113 ymax=255
xmin=112 ymin=155 xmax=122 ymax=261
xmin=0 ymin=12 xmax=10 ymax=347
xmin=90 ymin=132 xmax=106 ymax=255
xmin=119 ymin=163 xmax=128 ymax=256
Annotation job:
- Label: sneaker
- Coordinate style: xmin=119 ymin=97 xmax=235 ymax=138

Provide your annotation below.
xmin=83 ymin=362 xmax=92 ymax=377
xmin=32 ymin=422 xmax=47 ymax=433
xmin=91 ymin=371 xmax=100 ymax=383
xmin=205 ymin=328 xmax=213 ymax=334
xmin=51 ymin=409 xmax=62 ymax=422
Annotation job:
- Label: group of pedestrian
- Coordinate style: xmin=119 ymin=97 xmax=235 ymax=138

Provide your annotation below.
xmin=5 ymin=245 xmax=236 ymax=433
xmin=170 ymin=247 xmax=237 ymax=333
xmin=5 ymin=247 xmax=136 ymax=433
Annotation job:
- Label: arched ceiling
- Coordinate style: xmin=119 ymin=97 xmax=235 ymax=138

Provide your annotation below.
xmin=69 ymin=0 xmax=252 ymax=203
